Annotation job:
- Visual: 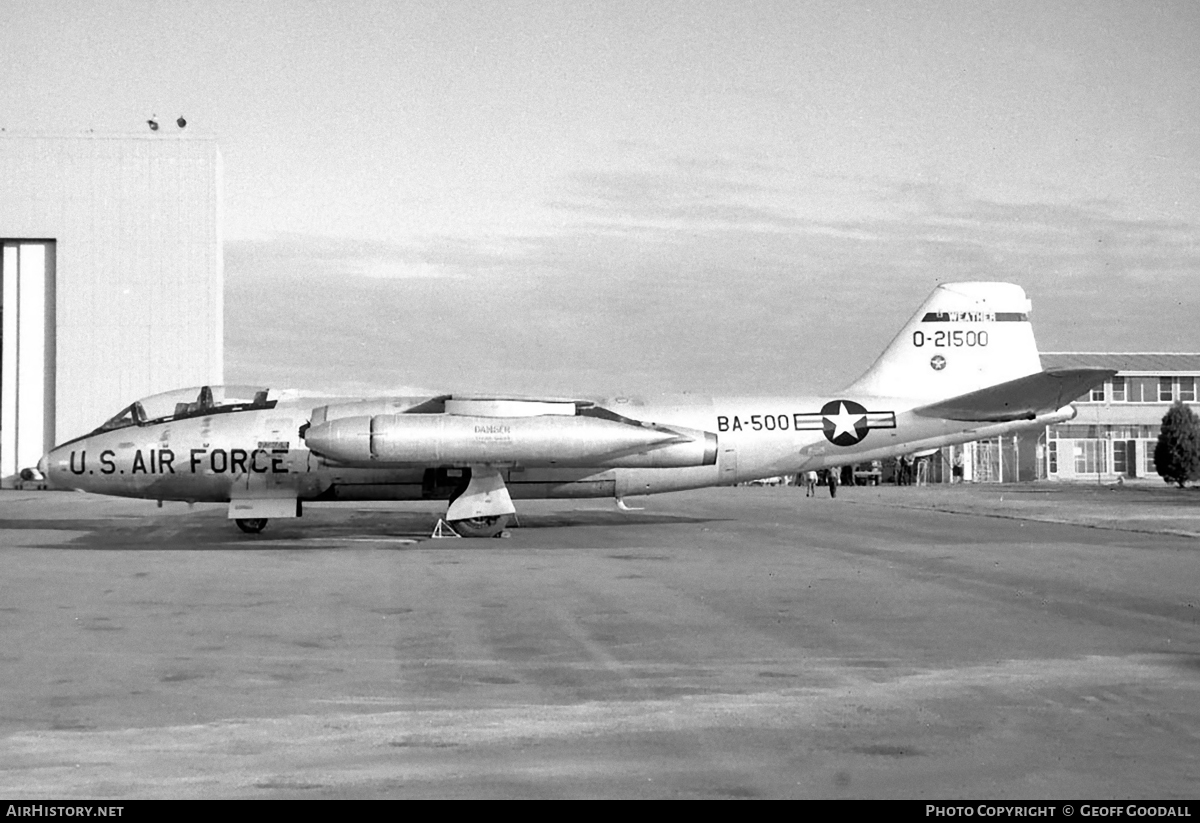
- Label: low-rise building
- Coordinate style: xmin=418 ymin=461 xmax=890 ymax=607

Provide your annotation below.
xmin=911 ymin=353 xmax=1200 ymax=484
xmin=1037 ymin=352 xmax=1200 ymax=482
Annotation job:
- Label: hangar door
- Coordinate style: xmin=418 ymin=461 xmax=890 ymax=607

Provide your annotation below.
xmin=1 ymin=241 xmax=56 ymax=485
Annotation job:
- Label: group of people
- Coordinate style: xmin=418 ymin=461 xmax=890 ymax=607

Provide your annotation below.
xmin=897 ymin=452 xmax=968 ymax=484
xmin=801 ymin=451 xmax=962 ymax=496
xmin=802 ymin=469 xmax=838 ymax=498
xmin=895 ymin=453 xmax=951 ymax=485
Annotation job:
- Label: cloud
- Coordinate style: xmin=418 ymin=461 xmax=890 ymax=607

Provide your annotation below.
xmin=225 ymin=233 xmax=514 ymax=282
xmin=224 ymin=156 xmax=1200 ymax=396
xmin=351 ymin=258 xmax=453 ymax=280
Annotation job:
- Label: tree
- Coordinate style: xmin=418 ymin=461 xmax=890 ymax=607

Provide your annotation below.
xmin=1154 ymin=402 xmax=1200 ymax=488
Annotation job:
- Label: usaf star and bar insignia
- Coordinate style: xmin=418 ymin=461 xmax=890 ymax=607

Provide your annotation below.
xmin=811 ymin=400 xmax=896 ymax=446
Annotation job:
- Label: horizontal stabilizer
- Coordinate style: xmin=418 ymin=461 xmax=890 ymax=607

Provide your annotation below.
xmin=912 ymin=368 xmax=1116 ymax=422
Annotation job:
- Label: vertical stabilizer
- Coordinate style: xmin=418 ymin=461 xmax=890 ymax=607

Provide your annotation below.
xmin=844 ymin=282 xmax=1042 ymax=401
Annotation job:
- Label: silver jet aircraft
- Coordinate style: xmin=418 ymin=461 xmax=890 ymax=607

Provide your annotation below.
xmin=41 ymin=282 xmax=1111 ymax=537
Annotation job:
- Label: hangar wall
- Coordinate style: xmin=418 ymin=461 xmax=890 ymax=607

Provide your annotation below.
xmin=0 ymin=242 xmax=55 ymax=482
xmin=0 ymin=134 xmax=222 ymax=481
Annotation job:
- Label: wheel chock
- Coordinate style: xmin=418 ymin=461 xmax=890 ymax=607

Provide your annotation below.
xmin=431 ymin=519 xmax=461 ymax=539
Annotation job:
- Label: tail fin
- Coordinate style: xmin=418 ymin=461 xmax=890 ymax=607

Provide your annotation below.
xmin=844 ymin=282 xmax=1042 ymax=401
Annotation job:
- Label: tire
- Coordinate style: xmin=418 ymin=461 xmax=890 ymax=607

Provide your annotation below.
xmin=448 ymin=514 xmax=511 ymax=538
xmin=235 ymin=518 xmax=269 ymax=534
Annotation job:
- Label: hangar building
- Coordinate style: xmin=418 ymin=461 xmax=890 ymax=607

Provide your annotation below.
xmin=0 ymin=133 xmax=222 ymax=486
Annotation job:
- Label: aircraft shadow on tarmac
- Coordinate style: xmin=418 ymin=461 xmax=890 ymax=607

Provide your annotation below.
xmin=7 ymin=508 xmax=726 ymax=550
xmin=507 ymin=509 xmax=726 ymax=531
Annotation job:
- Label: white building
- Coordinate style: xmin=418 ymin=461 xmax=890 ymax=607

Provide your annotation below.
xmin=929 ymin=353 xmax=1200 ymax=484
xmin=0 ymin=133 xmax=223 ymax=485
xmin=1039 ymin=352 xmax=1200 ymax=482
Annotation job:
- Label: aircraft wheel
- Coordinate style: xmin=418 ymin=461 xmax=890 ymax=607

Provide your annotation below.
xmin=448 ymin=514 xmax=511 ymax=538
xmin=235 ymin=518 xmax=269 ymax=534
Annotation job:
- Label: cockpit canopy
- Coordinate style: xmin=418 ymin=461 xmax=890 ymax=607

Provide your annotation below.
xmin=92 ymin=385 xmax=277 ymax=434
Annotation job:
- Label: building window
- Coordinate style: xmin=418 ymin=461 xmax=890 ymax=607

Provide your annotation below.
xmin=1181 ymin=377 xmax=1196 ymax=403
xmin=1114 ymin=440 xmax=1129 ymax=475
xmin=1112 ymin=376 xmax=1125 ymax=402
xmin=1146 ymin=446 xmax=1156 ymax=476
xmin=1057 ymin=424 xmax=1102 ymax=439
xmin=1048 ymin=441 xmax=1057 ymax=474
xmin=1074 ymin=440 xmax=1107 ymax=474
xmin=1128 ymin=377 xmax=1157 ymax=402
xmin=1159 ymin=378 xmax=1174 ymax=402
xmin=1075 ymin=441 xmax=1099 ymax=475
xmin=1090 ymin=384 xmax=1106 ymax=402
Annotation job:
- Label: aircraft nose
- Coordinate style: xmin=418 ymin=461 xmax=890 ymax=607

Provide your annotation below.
xmin=31 ymin=453 xmax=53 ymax=489
xmin=40 ymin=446 xmax=71 ymax=490
xmin=39 ymin=450 xmax=56 ymax=488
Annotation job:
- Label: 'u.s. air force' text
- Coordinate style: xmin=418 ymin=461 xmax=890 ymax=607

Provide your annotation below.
xmin=66 ymin=448 xmax=289 ymax=476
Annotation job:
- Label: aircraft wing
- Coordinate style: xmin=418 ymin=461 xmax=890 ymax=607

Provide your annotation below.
xmin=912 ymin=368 xmax=1116 ymax=423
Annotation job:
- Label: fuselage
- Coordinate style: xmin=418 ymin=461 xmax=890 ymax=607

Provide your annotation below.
xmin=43 ymin=390 xmax=1073 ymax=504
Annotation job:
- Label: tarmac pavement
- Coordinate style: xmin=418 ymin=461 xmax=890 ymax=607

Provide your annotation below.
xmin=0 ymin=484 xmax=1197 ymax=798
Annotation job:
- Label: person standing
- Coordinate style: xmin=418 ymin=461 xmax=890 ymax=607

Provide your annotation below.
xmin=804 ymin=470 xmax=818 ymax=497
xmin=827 ymin=467 xmax=839 ymax=498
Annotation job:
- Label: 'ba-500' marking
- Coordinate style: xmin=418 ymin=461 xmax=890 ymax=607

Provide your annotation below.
xmin=68 ymin=448 xmax=290 ymax=475
xmin=717 ymin=400 xmax=896 ymax=447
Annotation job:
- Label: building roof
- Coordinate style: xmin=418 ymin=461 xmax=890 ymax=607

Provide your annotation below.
xmin=1041 ymin=353 xmax=1200 ymax=373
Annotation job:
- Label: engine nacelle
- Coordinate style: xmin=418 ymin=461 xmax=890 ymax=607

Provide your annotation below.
xmin=304 ymin=413 xmax=717 ymax=468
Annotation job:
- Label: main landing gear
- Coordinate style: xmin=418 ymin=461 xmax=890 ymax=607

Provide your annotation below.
xmin=235 ymin=518 xmax=269 ymax=534
xmin=447 ymin=514 xmax=511 ymax=539
xmin=445 ymin=467 xmax=516 ymax=539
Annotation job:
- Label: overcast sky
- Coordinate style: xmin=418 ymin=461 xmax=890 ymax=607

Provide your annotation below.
xmin=5 ymin=1 xmax=1199 ymax=396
